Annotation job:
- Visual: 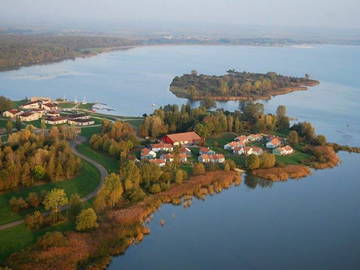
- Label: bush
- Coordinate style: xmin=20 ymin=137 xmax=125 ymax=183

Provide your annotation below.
xmin=36 ymin=231 xmax=69 ymax=249
xmin=9 ymin=197 xmax=28 ymax=212
xmin=27 ymin=192 xmax=41 ymax=208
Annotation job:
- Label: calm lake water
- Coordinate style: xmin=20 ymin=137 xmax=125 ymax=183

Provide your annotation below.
xmin=0 ymin=45 xmax=359 ymax=269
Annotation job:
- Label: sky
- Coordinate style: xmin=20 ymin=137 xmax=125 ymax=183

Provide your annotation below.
xmin=1 ymin=0 xmax=359 ymax=30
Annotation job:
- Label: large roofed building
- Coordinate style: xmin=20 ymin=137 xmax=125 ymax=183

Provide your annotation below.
xmin=162 ymin=131 xmax=202 ymax=146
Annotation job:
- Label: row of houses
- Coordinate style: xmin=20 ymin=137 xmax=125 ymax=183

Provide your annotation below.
xmin=198 ymin=147 xmax=225 ymax=164
xmin=224 ymin=134 xmax=294 ymax=156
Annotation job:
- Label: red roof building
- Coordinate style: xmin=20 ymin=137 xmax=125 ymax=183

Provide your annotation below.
xmin=162 ymin=131 xmax=202 ymax=146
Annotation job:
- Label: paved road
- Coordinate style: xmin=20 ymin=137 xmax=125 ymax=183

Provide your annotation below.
xmin=0 ymin=137 xmax=107 ymax=231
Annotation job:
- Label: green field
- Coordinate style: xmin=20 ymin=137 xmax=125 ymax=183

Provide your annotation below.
xmin=80 ymin=125 xmax=102 ymax=139
xmin=0 ymin=221 xmax=74 ymax=263
xmin=77 ymin=143 xmax=119 ymax=173
xmin=0 ymin=160 xmax=100 ymax=225
xmin=276 ymin=151 xmax=312 ymax=165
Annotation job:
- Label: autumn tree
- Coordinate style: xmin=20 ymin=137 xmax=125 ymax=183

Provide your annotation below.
xmin=94 ymin=173 xmax=123 ymax=211
xmin=43 ymin=188 xmax=68 ymax=219
xmin=193 ymin=163 xmax=206 ymax=175
xmin=25 ymin=210 xmax=44 ymax=231
xmin=246 ymin=154 xmax=260 ymax=170
xmin=68 ymin=193 xmax=83 ymax=222
xmin=0 ymin=96 xmax=12 ymax=112
xmin=76 ymin=208 xmax=98 ymax=231
xmin=288 ymin=130 xmax=299 ymax=145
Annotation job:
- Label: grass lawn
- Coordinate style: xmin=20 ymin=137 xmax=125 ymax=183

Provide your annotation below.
xmin=80 ymin=125 xmax=102 ymax=139
xmin=0 ymin=221 xmax=75 ymax=264
xmin=126 ymin=119 xmax=144 ymax=130
xmin=12 ymin=99 xmax=28 ymax=108
xmin=0 ymin=160 xmax=100 ymax=226
xmin=77 ymin=143 xmax=119 ymax=173
xmin=0 ymin=119 xmax=9 ymax=129
xmin=205 ymin=133 xmax=237 ymax=154
xmin=276 ymin=151 xmax=312 ymax=165
xmin=78 ymin=103 xmax=95 ymax=110
xmin=58 ymin=102 xmax=76 ymax=109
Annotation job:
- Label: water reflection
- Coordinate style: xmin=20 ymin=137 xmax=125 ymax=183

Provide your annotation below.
xmin=244 ymin=174 xmax=274 ymax=189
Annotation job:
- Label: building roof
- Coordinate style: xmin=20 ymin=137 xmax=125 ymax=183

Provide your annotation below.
xmin=151 ymin=143 xmax=173 ymax=149
xmin=141 ymin=148 xmax=152 ymax=156
xmin=199 ymin=147 xmax=210 ymax=152
xmin=7 ymin=109 xmax=21 ymax=114
xmin=269 ymin=138 xmax=281 ymax=145
xmin=235 ymin=135 xmax=248 ymax=142
xmin=165 ymin=131 xmax=201 ymax=143
xmin=45 ymin=116 xmax=66 ymax=121
xmin=199 ymin=154 xmax=224 ymax=160
xmin=43 ymin=103 xmax=57 ymax=108
xmin=20 ymin=111 xmax=36 ymax=117
xmin=22 ymin=101 xmax=40 ymax=106
xmin=149 ymin=159 xmax=166 ymax=165
xmin=68 ymin=118 xmax=93 ymax=123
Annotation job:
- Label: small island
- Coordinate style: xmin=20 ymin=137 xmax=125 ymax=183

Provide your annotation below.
xmin=170 ymin=70 xmax=319 ymax=101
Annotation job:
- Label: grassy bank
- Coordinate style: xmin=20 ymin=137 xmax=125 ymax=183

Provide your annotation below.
xmin=76 ymin=143 xmax=119 ymax=173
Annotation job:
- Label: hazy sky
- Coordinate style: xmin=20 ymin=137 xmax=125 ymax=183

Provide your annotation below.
xmin=1 ymin=0 xmax=359 ymax=29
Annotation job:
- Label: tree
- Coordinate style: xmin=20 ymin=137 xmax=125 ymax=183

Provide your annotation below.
xmin=315 ymin=135 xmax=327 ymax=146
xmin=149 ymin=183 xmax=161 ymax=194
xmin=68 ymin=193 xmax=83 ymax=222
xmin=224 ymin=163 xmax=231 ymax=171
xmin=94 ymin=173 xmax=123 ymax=211
xmin=15 ymin=117 xmax=22 ymax=131
xmin=276 ymin=105 xmax=287 ymax=118
xmin=27 ymin=192 xmax=40 ymax=208
xmin=260 ymin=153 xmax=276 ymax=169
xmin=246 ymin=154 xmax=260 ymax=170
xmin=9 ymin=197 xmax=28 ymax=212
xmin=288 ymin=130 xmax=299 ymax=145
xmin=193 ymin=163 xmax=206 ymax=175
xmin=25 ymin=210 xmax=44 ymax=231
xmin=76 ymin=208 xmax=98 ymax=231
xmin=175 ymin=169 xmax=185 ymax=183
xmin=32 ymin=165 xmax=46 ymax=180
xmin=0 ymin=96 xmax=12 ymax=112
xmin=200 ymin=98 xmax=216 ymax=109
xmin=6 ymin=120 xmax=13 ymax=134
xmin=43 ymin=189 xmax=68 ymax=217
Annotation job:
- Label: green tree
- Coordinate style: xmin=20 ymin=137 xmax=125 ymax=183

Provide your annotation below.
xmin=0 ymin=96 xmax=12 ymax=112
xmin=246 ymin=154 xmax=260 ymax=170
xmin=276 ymin=105 xmax=287 ymax=118
xmin=76 ymin=208 xmax=99 ymax=231
xmin=288 ymin=130 xmax=299 ymax=145
xmin=32 ymin=165 xmax=46 ymax=180
xmin=68 ymin=193 xmax=83 ymax=222
xmin=200 ymin=98 xmax=216 ymax=109
xmin=6 ymin=120 xmax=13 ymax=134
xmin=15 ymin=117 xmax=22 ymax=131
xmin=43 ymin=188 xmax=68 ymax=217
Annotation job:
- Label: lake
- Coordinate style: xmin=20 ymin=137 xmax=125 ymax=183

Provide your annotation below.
xmin=0 ymin=45 xmax=359 ymax=269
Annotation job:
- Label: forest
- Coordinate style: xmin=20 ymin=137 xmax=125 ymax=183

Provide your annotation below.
xmin=0 ymin=126 xmax=81 ymax=192
xmin=0 ymin=35 xmax=139 ymax=71
xmin=170 ymin=70 xmax=319 ymax=100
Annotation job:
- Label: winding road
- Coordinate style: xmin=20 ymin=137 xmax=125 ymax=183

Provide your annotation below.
xmin=0 ymin=137 xmax=108 ymax=231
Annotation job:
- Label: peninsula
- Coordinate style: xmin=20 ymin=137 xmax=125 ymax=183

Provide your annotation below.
xmin=170 ymin=70 xmax=319 ymax=101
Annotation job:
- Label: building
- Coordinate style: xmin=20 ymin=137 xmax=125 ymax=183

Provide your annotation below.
xmin=42 ymin=103 xmax=58 ymax=111
xmin=46 ymin=111 xmax=61 ymax=117
xmin=198 ymin=154 xmax=225 ymax=163
xmin=151 ymin=143 xmax=173 ymax=152
xmin=19 ymin=111 xmax=41 ymax=122
xmin=162 ymin=131 xmax=202 ymax=146
xmin=224 ymin=141 xmax=244 ymax=150
xmin=234 ymin=146 xmax=264 ymax=156
xmin=66 ymin=114 xmax=91 ymax=120
xmin=179 ymin=147 xmax=192 ymax=157
xmin=3 ymin=109 xmax=23 ymax=118
xmin=141 ymin=148 xmax=157 ymax=159
xmin=234 ymin=135 xmax=248 ymax=144
xmin=44 ymin=117 xmax=67 ymax=125
xmin=67 ymin=119 xmax=95 ymax=126
xmin=199 ymin=147 xmax=216 ymax=155
xmin=247 ymin=134 xmax=263 ymax=142
xmin=273 ymin=145 xmax=294 ymax=156
xmin=266 ymin=137 xmax=282 ymax=149
xmin=160 ymin=153 xmax=187 ymax=163
xmin=198 ymin=154 xmax=226 ymax=163
xmin=30 ymin=97 xmax=52 ymax=103
xmin=20 ymin=101 xmax=41 ymax=110
xmin=149 ymin=159 xmax=166 ymax=167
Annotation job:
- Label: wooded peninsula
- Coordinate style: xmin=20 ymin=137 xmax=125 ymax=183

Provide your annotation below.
xmin=170 ymin=70 xmax=319 ymax=101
